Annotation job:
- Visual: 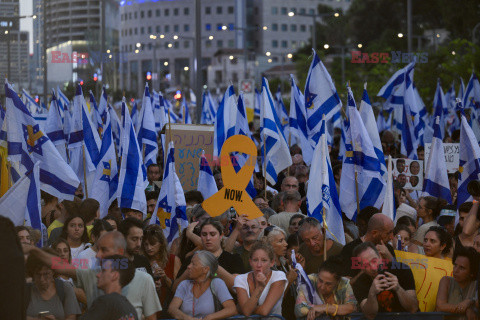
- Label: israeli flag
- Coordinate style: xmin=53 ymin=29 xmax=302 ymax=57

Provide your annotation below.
xmin=22 ymin=89 xmax=39 ymax=115
xmin=254 ymin=88 xmax=261 ymax=117
xmin=213 ymin=85 xmax=236 ymax=157
xmin=0 ymin=161 xmax=42 ymax=243
xmin=359 ymin=84 xmax=387 ymax=177
xmin=197 ymin=150 xmax=217 ymax=200
xmin=200 ymin=91 xmax=217 ymax=125
xmin=275 ymin=87 xmax=289 ymax=132
xmin=463 ymin=73 xmax=480 ymax=111
xmin=304 ymin=50 xmax=341 ymax=146
xmin=289 ymin=75 xmax=313 ymax=165
xmin=423 ymin=116 xmax=452 ymax=203
xmin=5 ymin=81 xmax=80 ymax=200
xmin=117 ymin=98 xmax=147 ymax=216
xmin=136 ymin=84 xmax=158 ymax=168
xmin=376 ymin=111 xmax=392 ymax=133
xmin=432 ymin=81 xmax=447 ymax=139
xmin=401 ymin=76 xmax=419 ymax=159
xmin=91 ymin=112 xmax=119 ymax=218
xmin=108 ymin=104 xmax=121 ymax=154
xmin=261 ymin=77 xmax=292 ymax=185
xmin=382 ymin=155 xmax=395 ymax=221
xmin=458 ymin=78 xmax=465 ymax=107
xmin=306 ymin=115 xmax=345 ymax=245
xmin=45 ymin=90 xmax=67 ymax=162
xmin=377 ymin=61 xmax=415 ymax=110
xmin=457 ymin=111 xmax=480 ymax=207
xmin=90 ymin=88 xmax=107 ymax=136
xmin=57 ymin=86 xmax=69 ymax=115
xmin=150 ymin=141 xmax=187 ymax=246
xmin=131 ymin=101 xmax=139 ymax=130
xmin=181 ymin=97 xmax=193 ymax=124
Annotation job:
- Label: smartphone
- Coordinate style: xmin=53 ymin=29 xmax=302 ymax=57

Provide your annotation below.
xmin=38 ymin=311 xmax=51 ymax=317
xmin=377 ymin=264 xmax=385 ymax=275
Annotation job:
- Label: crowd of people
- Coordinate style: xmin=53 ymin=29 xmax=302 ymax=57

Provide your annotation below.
xmin=2 ymin=129 xmax=480 ymax=320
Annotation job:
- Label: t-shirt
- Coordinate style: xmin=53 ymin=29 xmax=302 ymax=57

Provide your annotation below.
xmin=340 ymin=239 xmax=396 ymax=277
xmin=175 ymin=278 xmax=233 ymax=318
xmin=26 ymin=280 xmax=81 ymax=320
xmin=77 ymin=247 xmax=97 ymax=269
xmin=298 ymin=241 xmax=344 ymax=275
xmin=48 ymin=219 xmax=64 ymax=237
xmin=76 ymin=268 xmax=162 ymax=319
xmin=352 ymin=263 xmax=416 ymax=312
xmin=79 ymin=292 xmax=138 ymax=320
xmin=132 ymin=254 xmax=153 ymax=278
xmin=70 ymin=243 xmax=90 ymax=261
xmin=233 ymin=246 xmax=252 ymax=272
xmin=234 ymin=271 xmax=288 ymax=315
xmin=177 ymin=250 xmax=245 ymax=278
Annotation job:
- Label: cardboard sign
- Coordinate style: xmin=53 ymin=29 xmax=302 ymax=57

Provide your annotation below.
xmin=394 ymin=250 xmax=452 ymax=312
xmin=391 ymin=158 xmax=423 ymax=190
xmin=166 ymin=124 xmax=214 ymax=191
xmin=424 ymin=143 xmax=459 ymax=173
xmin=202 ymin=135 xmax=262 ymax=220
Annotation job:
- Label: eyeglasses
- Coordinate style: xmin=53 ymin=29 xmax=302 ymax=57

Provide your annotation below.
xmin=242 ymin=225 xmax=259 ymax=231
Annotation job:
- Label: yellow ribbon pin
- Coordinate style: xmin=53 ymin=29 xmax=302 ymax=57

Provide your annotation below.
xmin=202 ymin=135 xmax=263 ymax=220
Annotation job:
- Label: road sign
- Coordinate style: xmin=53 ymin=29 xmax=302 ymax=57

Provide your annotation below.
xmin=239 ymin=79 xmax=255 ymax=121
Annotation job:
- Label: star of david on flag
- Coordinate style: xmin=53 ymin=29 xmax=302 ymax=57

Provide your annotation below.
xmin=22 ymin=124 xmax=48 ymax=155
xmin=100 ymin=160 xmax=112 ymax=182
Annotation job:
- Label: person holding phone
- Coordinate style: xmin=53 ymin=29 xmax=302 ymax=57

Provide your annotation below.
xmin=351 ymin=242 xmax=418 ymax=319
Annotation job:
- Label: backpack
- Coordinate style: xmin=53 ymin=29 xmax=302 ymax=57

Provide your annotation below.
xmin=25 ymin=278 xmax=67 ymax=311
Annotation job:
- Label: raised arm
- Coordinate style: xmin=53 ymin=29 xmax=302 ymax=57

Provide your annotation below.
xmin=224 ymin=215 xmax=247 ymax=253
xmin=23 ymin=244 xmax=77 ymax=280
xmin=461 ymin=200 xmax=479 ymax=238
xmin=360 ymin=275 xmax=385 ymax=320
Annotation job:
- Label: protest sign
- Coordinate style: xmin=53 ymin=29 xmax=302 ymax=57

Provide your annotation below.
xmin=424 ymin=143 xmax=459 ymax=173
xmin=166 ymin=124 xmax=214 ymax=191
xmin=394 ymin=250 xmax=452 ymax=312
xmin=391 ymin=158 xmax=423 ymax=190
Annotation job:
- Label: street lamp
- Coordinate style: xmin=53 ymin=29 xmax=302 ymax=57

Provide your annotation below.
xmin=288 ymin=11 xmax=340 ymax=50
xmin=398 ymin=33 xmax=404 ymax=38
xmin=136 ymin=42 xmax=141 ymax=48
xmin=357 ymin=44 xmax=363 ymax=48
xmin=324 ymin=44 xmax=330 ymax=49
xmin=266 ymin=51 xmax=271 ymax=57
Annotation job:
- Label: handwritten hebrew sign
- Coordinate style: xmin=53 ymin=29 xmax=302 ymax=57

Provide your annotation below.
xmin=424 ymin=143 xmax=459 ymax=173
xmin=165 ymin=124 xmax=214 ymax=192
xmin=394 ymin=250 xmax=452 ymax=312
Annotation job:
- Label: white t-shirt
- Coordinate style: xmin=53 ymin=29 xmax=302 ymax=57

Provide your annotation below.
xmin=77 ymin=246 xmax=97 ymax=269
xmin=233 ymin=270 xmax=287 ymax=315
xmin=70 ymin=243 xmax=90 ymax=261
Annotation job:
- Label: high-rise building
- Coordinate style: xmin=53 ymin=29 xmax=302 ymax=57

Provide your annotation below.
xmin=119 ymin=0 xmax=351 ymax=95
xmin=0 ymin=0 xmax=30 ymax=88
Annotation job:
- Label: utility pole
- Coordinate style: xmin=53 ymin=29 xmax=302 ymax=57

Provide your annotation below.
xmin=43 ymin=0 xmax=47 ymax=104
xmin=194 ymin=0 xmax=202 ymax=123
xmin=407 ymin=0 xmax=412 ymax=53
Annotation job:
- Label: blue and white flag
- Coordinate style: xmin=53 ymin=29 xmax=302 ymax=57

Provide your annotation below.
xmin=377 ymin=61 xmax=415 ymax=111
xmin=91 ymin=112 xmax=118 ymax=218
xmin=275 ymin=87 xmax=289 ymax=132
xmin=306 ymin=115 xmax=345 ymax=245
xmin=200 ymin=91 xmax=217 ymax=125
xmin=213 ymin=85 xmax=236 ymax=157
xmin=130 ymin=101 xmax=139 ymax=130
xmin=291 ymin=249 xmax=316 ymax=304
xmin=261 ymin=78 xmax=292 ymax=185
xmin=197 ymin=150 xmax=217 ymax=200
xmin=90 ymin=88 xmax=107 ymax=136
xmin=445 ymin=83 xmax=456 ymax=110
xmin=382 ymin=155 xmax=395 ymax=220
xmin=136 ymin=84 xmax=158 ymax=168
xmin=457 ymin=112 xmax=480 ymax=207
xmin=5 ymin=81 xmax=80 ymax=200
xmin=304 ymin=50 xmax=341 ymax=146
xmin=432 ymin=81 xmax=447 ymax=139
xmin=22 ymin=89 xmax=39 ymax=115
xmin=150 ymin=141 xmax=187 ymax=245
xmin=376 ymin=111 xmax=392 ymax=133
xmin=463 ymin=73 xmax=480 ymax=111
xmin=0 ymin=161 xmax=41 ymax=243
xmin=289 ymin=75 xmax=313 ymax=165
xmin=423 ymin=116 xmax=452 ymax=203
xmin=459 ymin=78 xmax=465 ymax=107
xmin=181 ymin=97 xmax=192 ymax=124
xmin=57 ymin=86 xmax=69 ymax=115
xmin=108 ymin=104 xmax=121 ymax=153
xmin=359 ymin=84 xmax=387 ymax=177
xmin=45 ymin=90 xmax=67 ymax=162
xmin=117 ymin=98 xmax=147 ymax=215
xmin=254 ymin=88 xmax=261 ymax=117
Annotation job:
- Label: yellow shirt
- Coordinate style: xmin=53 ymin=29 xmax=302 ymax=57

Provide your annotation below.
xmin=87 ymin=225 xmax=93 ymax=239
xmin=47 ymin=219 xmax=64 ymax=237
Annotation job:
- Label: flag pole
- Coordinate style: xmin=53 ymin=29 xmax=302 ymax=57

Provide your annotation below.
xmin=82 ymin=144 xmax=89 ymax=198
xmin=263 ymin=132 xmax=267 ymax=201
xmin=323 ymin=207 xmax=327 ymax=260
xmin=287 ymin=132 xmax=291 ymax=176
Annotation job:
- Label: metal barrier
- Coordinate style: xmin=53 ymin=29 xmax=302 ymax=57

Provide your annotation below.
xmin=161 ymin=315 xmax=285 ymax=320
xmin=349 ymin=312 xmax=451 ymax=320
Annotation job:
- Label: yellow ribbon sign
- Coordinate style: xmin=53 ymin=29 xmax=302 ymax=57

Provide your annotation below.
xmin=394 ymin=250 xmax=452 ymax=312
xmin=202 ymin=135 xmax=263 ymax=220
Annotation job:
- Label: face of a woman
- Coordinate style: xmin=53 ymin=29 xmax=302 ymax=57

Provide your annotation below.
xmin=67 ymin=217 xmax=84 ymax=241
xmin=55 ymin=242 xmax=71 ymax=262
xmin=270 ymin=233 xmax=287 ymax=258
xmin=187 ymin=254 xmax=207 ymax=280
xmin=288 ymin=218 xmax=302 ymax=235
xmin=143 ymin=238 xmax=161 ymax=258
xmin=395 ymin=230 xmax=410 ymax=249
xmin=200 ymin=224 xmax=221 ymax=252
xmin=316 ymin=270 xmax=339 ymax=297
xmin=417 ymin=199 xmax=431 ymax=219
xmin=423 ymin=231 xmax=445 ymax=258
xmin=34 ymin=266 xmax=54 ymax=291
xmin=399 ymin=191 xmax=407 ymax=204
xmin=453 ymin=256 xmax=473 ymax=283
xmin=250 ymin=249 xmax=274 ymax=274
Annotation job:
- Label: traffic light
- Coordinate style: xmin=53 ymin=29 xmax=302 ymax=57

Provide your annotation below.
xmin=174 ymin=90 xmax=182 ymax=100
xmin=34 ymin=95 xmax=39 ymax=104
xmin=93 ymin=73 xmax=98 ymax=82
xmin=79 ymin=79 xmax=84 ymax=86
xmin=146 ymin=71 xmax=152 ymax=81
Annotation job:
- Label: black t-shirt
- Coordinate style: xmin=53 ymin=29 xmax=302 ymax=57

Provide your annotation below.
xmin=80 ymin=292 xmax=138 ymax=320
xmin=340 ymin=239 xmax=396 ymax=277
xmin=132 ymin=254 xmax=153 ymax=278
xmin=177 ymin=250 xmax=245 ymax=278
xmin=352 ymin=263 xmax=416 ymax=313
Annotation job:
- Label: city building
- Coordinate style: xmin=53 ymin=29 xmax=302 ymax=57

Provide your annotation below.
xmin=119 ymin=0 xmax=351 ymax=96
